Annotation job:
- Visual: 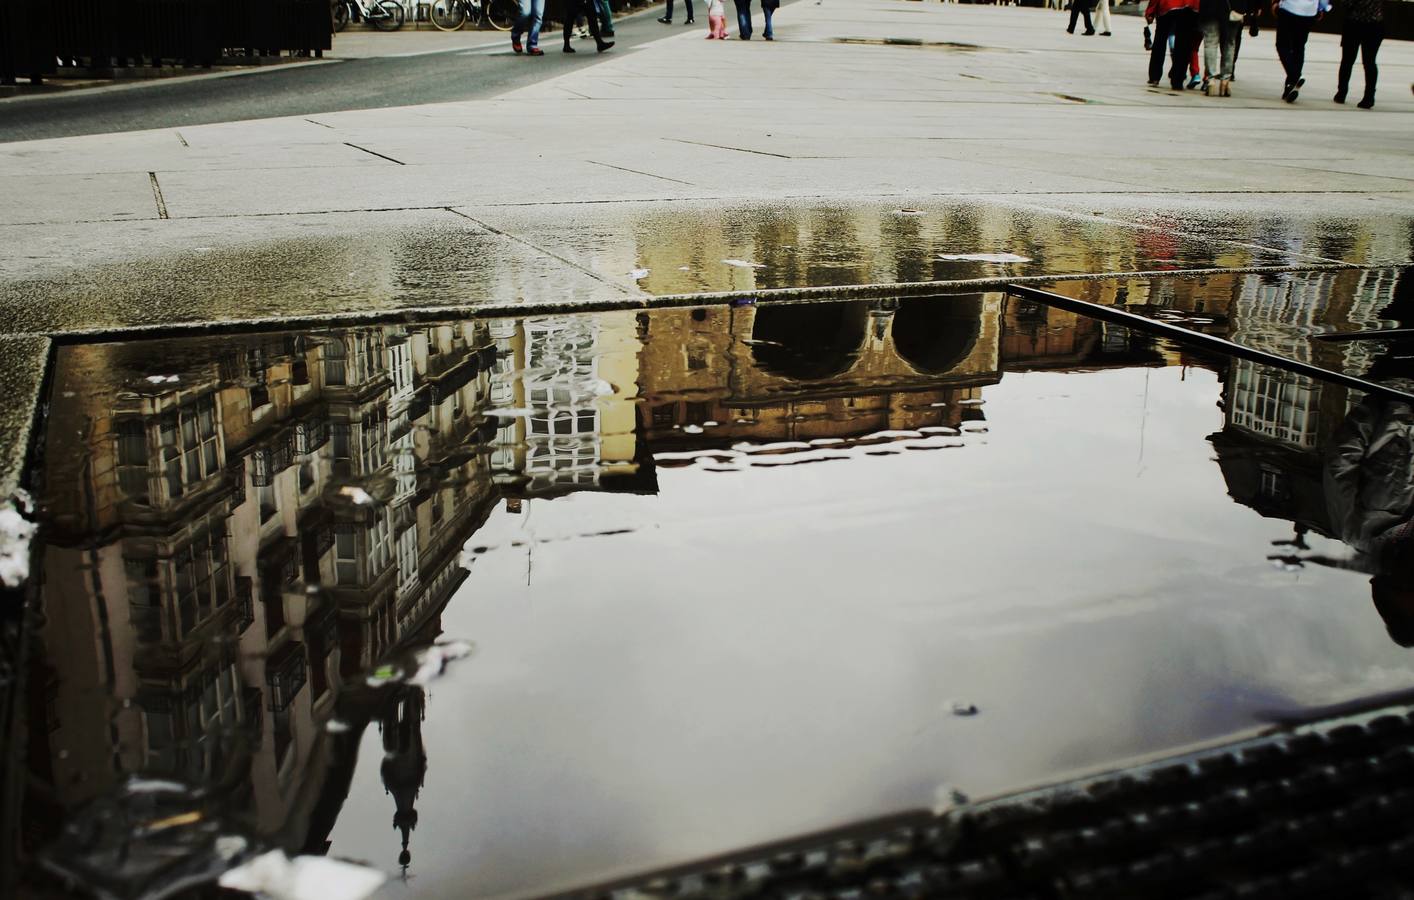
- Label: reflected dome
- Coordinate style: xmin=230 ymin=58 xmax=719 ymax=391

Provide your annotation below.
xmin=750 ymin=301 xmax=869 ymax=381
xmin=893 ymin=295 xmax=984 ymax=375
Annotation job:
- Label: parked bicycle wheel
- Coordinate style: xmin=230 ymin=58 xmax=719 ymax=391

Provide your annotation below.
xmin=333 ymin=0 xmax=351 ymax=31
xmin=371 ymin=0 xmax=406 ymax=30
xmin=429 ymin=0 xmax=468 ymax=29
xmin=484 ymin=0 xmax=516 ymax=30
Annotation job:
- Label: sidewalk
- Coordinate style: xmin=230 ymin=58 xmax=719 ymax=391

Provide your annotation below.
xmin=0 ymin=0 xmax=1411 ymax=494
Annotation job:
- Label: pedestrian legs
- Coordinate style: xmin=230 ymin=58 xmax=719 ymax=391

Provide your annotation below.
xmin=1275 ymin=9 xmax=1314 ymax=93
xmin=1167 ymin=9 xmax=1197 ymax=88
xmin=733 ymin=0 xmax=752 ymax=38
xmin=1337 ymin=22 xmax=1383 ymax=104
xmin=1093 ymin=0 xmax=1111 ymax=33
xmin=1067 ymin=1 xmax=1094 ymax=34
xmin=762 ymin=3 xmax=775 ymax=38
xmin=511 ymin=0 xmax=544 ymax=49
xmin=563 ymin=0 xmax=607 ymax=49
xmin=596 ymin=0 xmax=614 ymax=34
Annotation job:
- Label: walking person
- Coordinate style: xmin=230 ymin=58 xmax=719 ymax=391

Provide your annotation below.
xmin=706 ymin=0 xmax=728 ymax=37
xmin=1199 ymin=0 xmax=1243 ymax=94
xmin=510 ymin=0 xmax=545 ymax=55
xmin=762 ymin=0 xmax=778 ymax=38
xmin=1145 ymin=0 xmax=1200 ymax=89
xmin=562 ymin=0 xmax=614 ymax=52
xmin=1093 ymin=0 xmax=1113 ymax=35
xmin=1067 ymin=0 xmax=1096 ymax=34
xmin=734 ymin=0 xmax=753 ymax=39
xmin=1334 ymin=0 xmax=1383 ymax=108
xmin=1272 ymin=0 xmax=1329 ymax=102
xmin=658 ymin=0 xmax=694 ymax=25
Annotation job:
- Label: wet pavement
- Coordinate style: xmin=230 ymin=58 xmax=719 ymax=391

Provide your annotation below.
xmin=12 ymin=289 xmax=1414 ymax=898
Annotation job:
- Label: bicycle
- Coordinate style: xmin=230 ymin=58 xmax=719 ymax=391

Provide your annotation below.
xmin=428 ymin=0 xmax=518 ymax=31
xmin=333 ymin=0 xmax=407 ymax=32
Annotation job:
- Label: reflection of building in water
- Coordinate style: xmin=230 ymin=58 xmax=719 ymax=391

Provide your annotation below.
xmin=488 ymin=315 xmax=640 ymax=494
xmin=25 ymin=294 xmax=1216 ymax=879
xmin=27 ymin=313 xmax=648 ymax=864
xmin=1210 ymin=359 xmax=1350 ymax=536
xmin=637 ymin=297 xmax=1006 ymax=445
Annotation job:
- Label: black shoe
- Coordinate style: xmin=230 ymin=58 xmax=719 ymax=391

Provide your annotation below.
xmin=1100 ymin=30 xmax=1111 ymax=35
xmin=1358 ymin=95 xmax=1374 ymax=109
xmin=597 ymin=40 xmax=614 ymax=52
xmin=657 ymin=15 xmax=671 ymax=22
xmin=684 ymin=17 xmax=694 ymax=23
xmin=1147 ymin=79 xmax=1159 ymax=87
xmin=563 ymin=43 xmax=576 ymax=52
xmin=763 ymin=33 xmax=772 ymax=39
xmin=1284 ymin=87 xmax=1298 ymax=102
xmin=1066 ymin=26 xmax=1075 ymax=33
xmin=1334 ymin=90 xmax=1346 ymax=103
xmin=1083 ymin=28 xmax=1096 ymax=35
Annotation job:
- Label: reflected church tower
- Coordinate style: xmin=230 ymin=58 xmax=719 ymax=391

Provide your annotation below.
xmin=380 ymin=685 xmax=428 ymax=875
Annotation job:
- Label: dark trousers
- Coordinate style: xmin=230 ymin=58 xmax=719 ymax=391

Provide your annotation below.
xmin=1275 ymin=8 xmax=1314 ymax=87
xmin=664 ymin=0 xmax=693 ymax=19
xmin=563 ymin=0 xmax=603 ymax=46
xmin=734 ymin=0 xmax=752 ymax=37
xmin=1338 ymin=21 xmax=1382 ymax=99
xmin=1068 ymin=1 xmax=1094 ymax=33
xmin=1149 ymin=8 xmax=1196 ymax=87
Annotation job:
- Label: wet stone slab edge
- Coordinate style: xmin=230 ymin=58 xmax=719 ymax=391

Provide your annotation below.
xmin=0 ymin=335 xmax=52 ymax=502
xmin=11 ymin=262 xmax=1363 ymax=344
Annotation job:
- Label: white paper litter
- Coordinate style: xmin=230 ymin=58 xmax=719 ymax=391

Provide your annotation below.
xmin=722 ymin=259 xmax=766 ymax=269
xmin=218 ymin=850 xmax=386 ymax=900
xmin=629 ymin=268 xmax=650 ymax=280
xmin=0 ymin=493 xmax=37 ymax=588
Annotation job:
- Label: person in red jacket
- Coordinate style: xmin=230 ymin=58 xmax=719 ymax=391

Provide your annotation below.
xmin=1146 ymin=0 xmax=1201 ymax=90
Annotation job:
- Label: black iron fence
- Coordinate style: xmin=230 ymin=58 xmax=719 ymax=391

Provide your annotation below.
xmin=1 ymin=0 xmax=332 ymax=85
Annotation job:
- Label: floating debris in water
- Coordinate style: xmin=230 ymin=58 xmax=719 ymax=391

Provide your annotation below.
xmin=338 ymin=486 xmax=375 ymax=506
xmin=722 ymin=259 xmax=766 ymax=269
xmin=931 ymin=784 xmax=970 ymax=816
xmin=894 ymin=208 xmax=924 ymax=216
xmin=0 ymin=491 xmax=37 ymax=587
xmin=948 ymin=700 xmax=980 ymax=717
xmin=629 ymin=268 xmax=650 ymax=280
xmin=144 ymin=375 xmax=180 ymax=385
xmin=366 ymin=640 xmax=475 ymax=689
xmin=219 ymin=850 xmax=386 ymax=900
xmin=682 ymin=424 xmax=704 ymax=435
xmin=677 ymin=265 xmax=692 ymax=271
xmin=936 ymin=252 xmax=1031 ymax=263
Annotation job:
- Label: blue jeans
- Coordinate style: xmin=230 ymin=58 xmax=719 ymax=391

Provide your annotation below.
xmin=762 ymin=3 xmax=774 ymax=37
xmin=733 ymin=0 xmax=752 ymax=38
xmin=512 ymin=0 xmax=544 ymax=48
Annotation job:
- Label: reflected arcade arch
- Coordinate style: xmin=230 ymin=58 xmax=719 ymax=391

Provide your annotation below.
xmin=892 ymin=295 xmax=984 ymax=376
xmin=750 ymin=301 xmax=870 ymax=381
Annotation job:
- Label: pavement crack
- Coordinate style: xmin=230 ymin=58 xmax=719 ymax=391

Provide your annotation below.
xmin=586 ymin=160 xmax=695 ymax=187
xmin=665 ymin=138 xmax=792 ymax=160
xmin=344 ymin=142 xmax=405 ymax=165
xmin=147 ymin=172 xmax=169 ymax=220
xmin=443 ymin=207 xmax=639 ymax=297
xmin=174 ymin=131 xmax=189 ymax=147
xmin=305 ymin=118 xmax=335 ymax=129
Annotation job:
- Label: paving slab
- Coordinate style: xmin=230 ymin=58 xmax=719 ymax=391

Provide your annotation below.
xmin=0 ymin=209 xmax=635 ymax=336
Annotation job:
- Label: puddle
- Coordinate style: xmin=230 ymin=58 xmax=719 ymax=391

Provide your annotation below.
xmin=12 ymin=293 xmax=1414 ymax=897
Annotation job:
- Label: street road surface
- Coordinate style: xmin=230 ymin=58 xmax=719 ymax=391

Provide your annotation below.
xmin=0 ymin=6 xmax=671 ymax=143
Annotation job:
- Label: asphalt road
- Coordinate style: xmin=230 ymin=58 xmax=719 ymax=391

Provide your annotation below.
xmin=0 ymin=5 xmax=674 ymax=143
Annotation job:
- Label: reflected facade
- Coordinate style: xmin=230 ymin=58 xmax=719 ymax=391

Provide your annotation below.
xmin=15 ymin=287 xmax=1414 ymax=896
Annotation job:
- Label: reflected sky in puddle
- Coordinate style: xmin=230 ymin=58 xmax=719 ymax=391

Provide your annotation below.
xmin=18 ymin=292 xmax=1414 ymax=898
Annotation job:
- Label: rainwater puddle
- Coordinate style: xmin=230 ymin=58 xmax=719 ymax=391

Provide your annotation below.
xmin=14 ymin=293 xmax=1414 ymax=898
